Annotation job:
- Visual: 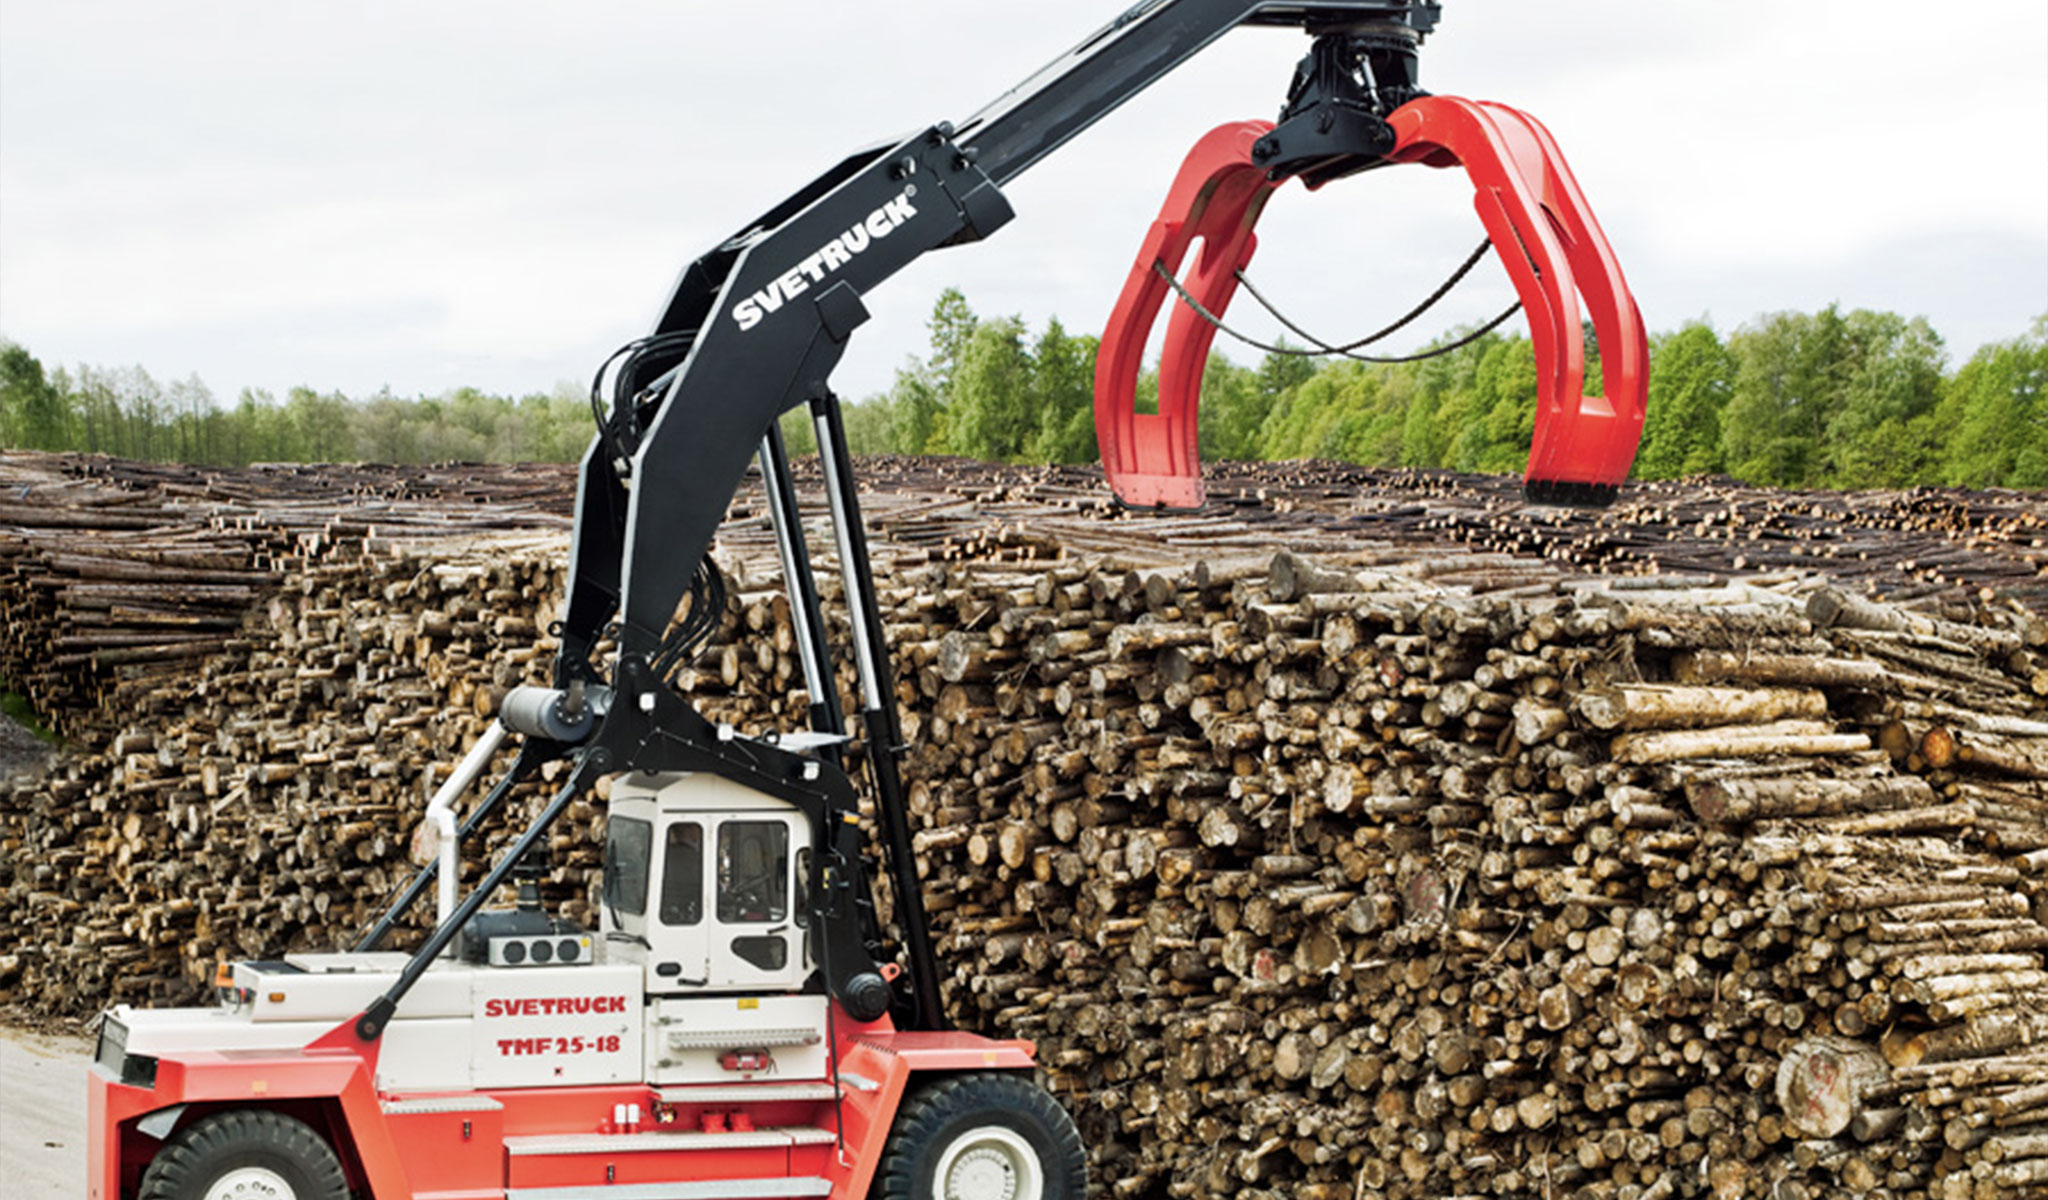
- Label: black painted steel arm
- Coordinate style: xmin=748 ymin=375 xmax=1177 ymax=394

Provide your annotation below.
xmin=957 ymin=0 xmax=1439 ymax=184
xmin=555 ymin=0 xmax=1443 ymax=679
xmin=535 ymin=0 xmax=1445 ymax=1034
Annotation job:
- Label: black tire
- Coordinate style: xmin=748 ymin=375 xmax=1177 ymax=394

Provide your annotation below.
xmin=136 ymin=1109 xmax=348 ymax=1200
xmin=874 ymin=1072 xmax=1086 ymax=1200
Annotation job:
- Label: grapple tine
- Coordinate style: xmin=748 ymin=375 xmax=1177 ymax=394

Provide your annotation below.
xmin=1157 ymin=179 xmax=1270 ymax=496
xmin=1095 ymin=121 xmax=1277 ymax=509
xmin=1482 ymin=102 xmax=1649 ymax=498
xmin=1387 ymin=99 xmax=1582 ymax=491
xmin=1386 ymin=96 xmax=1647 ymax=503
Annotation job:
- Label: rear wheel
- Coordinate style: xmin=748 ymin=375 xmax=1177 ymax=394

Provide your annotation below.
xmin=874 ymin=1073 xmax=1086 ymax=1200
xmin=137 ymin=1110 xmax=347 ymax=1200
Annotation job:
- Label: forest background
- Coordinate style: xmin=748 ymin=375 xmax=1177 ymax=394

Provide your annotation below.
xmin=3 ymin=292 xmax=2044 ymax=491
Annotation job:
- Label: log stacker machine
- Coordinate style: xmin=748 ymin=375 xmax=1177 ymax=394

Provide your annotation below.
xmin=88 ymin=3 xmax=1646 ymax=1198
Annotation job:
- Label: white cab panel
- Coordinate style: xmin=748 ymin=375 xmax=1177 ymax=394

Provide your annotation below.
xmin=377 ymin=1018 xmax=476 ymax=1091
xmin=646 ymin=993 xmax=829 ymax=1086
xmin=470 ymin=965 xmax=643 ymax=1088
xmin=235 ymin=952 xmax=470 ymax=1022
xmin=603 ymin=772 xmax=812 ymax=996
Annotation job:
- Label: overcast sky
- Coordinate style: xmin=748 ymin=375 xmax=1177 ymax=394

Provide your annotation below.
xmin=2 ymin=1 xmax=2044 ymax=408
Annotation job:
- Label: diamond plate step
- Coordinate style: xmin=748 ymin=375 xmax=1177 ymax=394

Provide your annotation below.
xmin=506 ymin=1126 xmax=836 ymax=1156
xmin=653 ymin=1082 xmax=839 ymax=1103
xmin=505 ymin=1178 xmax=831 ymax=1200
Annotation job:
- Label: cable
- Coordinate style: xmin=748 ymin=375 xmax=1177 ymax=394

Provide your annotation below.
xmin=650 ymin=552 xmax=728 ymax=686
xmin=587 ymin=347 xmax=633 ymax=468
xmin=587 ymin=331 xmax=697 ymax=471
xmin=1236 ymin=239 xmax=1493 ymax=354
xmin=1150 ymin=243 xmax=1525 ymax=365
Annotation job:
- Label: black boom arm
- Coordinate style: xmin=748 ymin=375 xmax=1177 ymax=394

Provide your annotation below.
xmin=549 ymin=0 xmax=1445 ymax=1029
xmin=559 ymin=0 xmax=1444 ymax=671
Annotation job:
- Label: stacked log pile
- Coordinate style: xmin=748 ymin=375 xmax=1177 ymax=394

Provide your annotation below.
xmin=865 ymin=553 xmax=2048 ymax=1200
xmin=5 ymin=450 xmax=2048 ymax=1198
xmin=0 ymin=535 xmax=576 ymax=1012
xmin=0 ymin=453 xmax=571 ymax=742
xmin=8 ymin=448 xmax=2041 ymax=715
xmin=842 ymin=456 xmax=2048 ymax=612
xmin=0 ymin=462 xmax=283 ymax=735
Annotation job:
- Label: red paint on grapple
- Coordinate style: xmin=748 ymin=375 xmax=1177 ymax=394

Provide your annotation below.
xmin=1093 ymin=96 xmax=1648 ymax=510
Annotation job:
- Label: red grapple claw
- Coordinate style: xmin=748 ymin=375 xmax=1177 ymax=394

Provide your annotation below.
xmin=1093 ymin=121 xmax=1279 ymax=510
xmin=1094 ymin=96 xmax=1648 ymax=510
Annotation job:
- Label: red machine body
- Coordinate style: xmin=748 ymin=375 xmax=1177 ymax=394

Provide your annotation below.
xmin=1095 ymin=95 xmax=1649 ymax=510
xmin=90 ymin=1007 xmax=1033 ymax=1200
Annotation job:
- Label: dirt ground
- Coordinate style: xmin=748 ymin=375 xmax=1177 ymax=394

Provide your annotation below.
xmin=1 ymin=1023 xmax=93 ymax=1197
xmin=3 ymin=711 xmax=79 ymax=1196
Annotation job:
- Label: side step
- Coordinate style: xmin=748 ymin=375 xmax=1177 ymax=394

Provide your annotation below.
xmin=506 ymin=1180 xmax=830 ymax=1200
xmin=381 ymin=1095 xmax=506 ymax=1116
xmin=653 ymin=1082 xmax=839 ymax=1104
xmin=504 ymin=1122 xmax=840 ymax=1198
xmin=661 ymin=1026 xmax=822 ymax=1050
xmin=507 ymin=1127 xmax=837 ymax=1156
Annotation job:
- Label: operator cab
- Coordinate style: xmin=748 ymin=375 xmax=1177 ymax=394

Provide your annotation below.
xmin=600 ymin=770 xmax=813 ymax=995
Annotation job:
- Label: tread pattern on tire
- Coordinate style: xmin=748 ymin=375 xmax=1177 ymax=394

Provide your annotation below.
xmin=873 ymin=1071 xmax=1087 ymax=1200
xmin=136 ymin=1109 xmax=348 ymax=1200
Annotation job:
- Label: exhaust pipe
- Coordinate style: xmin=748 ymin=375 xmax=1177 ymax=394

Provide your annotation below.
xmin=425 ymin=721 xmax=509 ymax=933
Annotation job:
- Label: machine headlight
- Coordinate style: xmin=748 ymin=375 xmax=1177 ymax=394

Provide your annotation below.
xmin=93 ymin=1016 xmax=127 ymax=1074
xmin=94 ymin=1017 xmax=158 ymax=1088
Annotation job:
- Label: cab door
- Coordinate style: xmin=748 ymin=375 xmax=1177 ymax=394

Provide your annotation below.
xmin=706 ymin=814 xmax=808 ymax=990
xmin=642 ymin=817 xmax=711 ymax=991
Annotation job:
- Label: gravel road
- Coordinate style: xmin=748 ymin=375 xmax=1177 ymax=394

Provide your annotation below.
xmin=2 ymin=1025 xmax=92 ymax=1197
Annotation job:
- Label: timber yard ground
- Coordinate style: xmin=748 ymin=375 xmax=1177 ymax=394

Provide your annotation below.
xmin=4 ymin=711 xmax=84 ymax=1198
xmin=1 ymin=1023 xmax=91 ymax=1197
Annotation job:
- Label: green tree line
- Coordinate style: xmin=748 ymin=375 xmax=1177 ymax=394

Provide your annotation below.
xmin=0 ymin=344 xmax=593 ymax=467
xmin=5 ymin=297 xmax=2044 ymax=489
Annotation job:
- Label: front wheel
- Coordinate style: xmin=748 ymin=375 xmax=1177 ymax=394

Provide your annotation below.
xmin=137 ymin=1110 xmax=348 ymax=1200
xmin=874 ymin=1072 xmax=1086 ymax=1200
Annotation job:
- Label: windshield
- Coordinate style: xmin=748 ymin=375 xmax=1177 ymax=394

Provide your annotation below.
xmin=604 ymin=816 xmax=653 ymax=917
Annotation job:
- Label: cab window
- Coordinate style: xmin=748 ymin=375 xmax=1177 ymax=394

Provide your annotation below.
xmin=604 ymin=816 xmax=652 ymax=917
xmin=659 ymin=822 xmax=704 ymax=926
xmin=717 ymin=821 xmax=788 ymax=924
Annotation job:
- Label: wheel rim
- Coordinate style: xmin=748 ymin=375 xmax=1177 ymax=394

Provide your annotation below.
xmin=934 ymin=1124 xmax=1044 ymax=1200
xmin=204 ymin=1166 xmax=297 ymax=1200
